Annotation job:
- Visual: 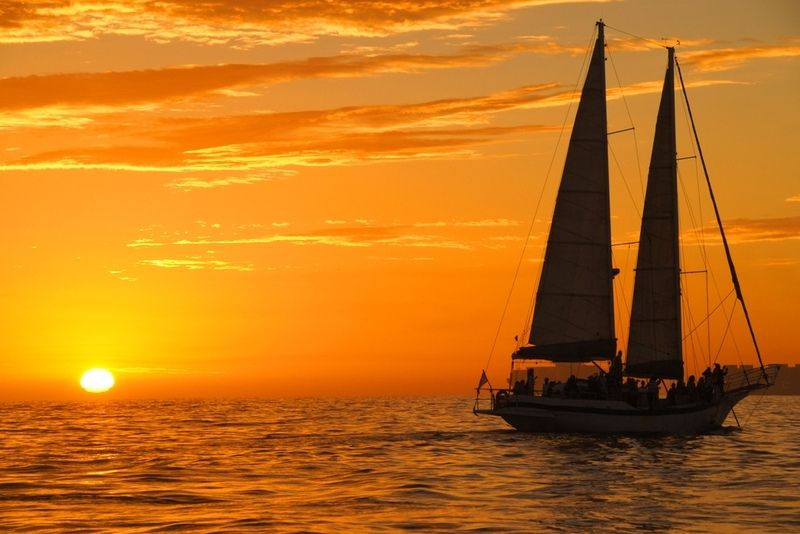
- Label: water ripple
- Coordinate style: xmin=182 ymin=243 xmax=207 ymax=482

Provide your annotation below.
xmin=0 ymin=396 xmax=798 ymax=532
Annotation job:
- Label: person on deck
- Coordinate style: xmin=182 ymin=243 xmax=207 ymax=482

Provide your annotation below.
xmin=565 ymin=375 xmax=578 ymax=398
xmin=609 ymin=350 xmax=623 ymax=386
xmin=646 ymin=378 xmax=659 ymax=409
xmin=713 ymin=363 xmax=727 ymax=395
xmin=687 ymin=375 xmax=697 ymax=402
xmin=667 ymin=382 xmax=677 ymax=405
xmin=676 ymin=377 xmax=687 ymax=404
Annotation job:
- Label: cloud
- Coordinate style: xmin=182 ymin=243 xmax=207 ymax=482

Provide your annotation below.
xmin=127 ymin=218 xmax=531 ymax=254
xmin=167 ymin=170 xmax=295 ymax=190
xmin=139 ymin=257 xmax=256 ymax=271
xmin=0 ymin=0 xmax=611 ymax=47
xmin=130 ymin=227 xmax=473 ymax=251
xmin=758 ymin=258 xmax=800 ymax=267
xmin=3 ymin=83 xmax=563 ymax=172
xmin=413 ymin=218 xmax=519 ymax=227
xmin=0 ymin=40 xmax=582 ymax=113
xmin=607 ymin=37 xmax=713 ymax=53
xmin=785 ymin=195 xmax=800 ymax=203
xmin=2 ymin=75 xmax=739 ymax=175
xmin=680 ymin=41 xmax=800 ymax=72
xmin=690 ymin=216 xmax=800 ymax=244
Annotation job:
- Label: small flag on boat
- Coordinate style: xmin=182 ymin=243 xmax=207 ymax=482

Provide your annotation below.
xmin=477 ymin=370 xmax=489 ymax=391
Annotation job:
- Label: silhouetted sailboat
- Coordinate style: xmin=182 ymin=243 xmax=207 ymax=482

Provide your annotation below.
xmin=474 ymin=21 xmax=779 ymax=434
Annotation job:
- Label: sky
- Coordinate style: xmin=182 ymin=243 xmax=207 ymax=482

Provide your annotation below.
xmin=1 ymin=0 xmax=798 ymax=400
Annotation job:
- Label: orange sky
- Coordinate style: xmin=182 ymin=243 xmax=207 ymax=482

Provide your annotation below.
xmin=1 ymin=0 xmax=798 ymax=400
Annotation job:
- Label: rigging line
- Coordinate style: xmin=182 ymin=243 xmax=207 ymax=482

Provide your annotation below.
xmin=484 ymin=24 xmax=598 ymax=370
xmin=679 ymin=83 xmax=714 ymax=360
xmin=731 ymin=407 xmax=742 ymax=429
xmin=684 ymin=95 xmax=712 ymax=360
xmin=741 ymin=384 xmax=768 ymax=428
xmin=682 ymin=289 xmax=734 ymax=340
xmin=677 ymin=163 xmax=716 ymax=363
xmin=683 ymin=296 xmax=702 ymax=376
xmin=679 ymin=90 xmax=713 ymax=360
xmin=713 ymin=299 xmax=737 ymax=364
xmin=675 ymin=57 xmax=768 ymax=379
xmin=606 ymin=44 xmax=646 ymax=199
xmin=604 ymin=24 xmax=671 ymax=50
xmin=613 ymin=272 xmax=623 ymax=348
xmin=608 ymin=142 xmax=642 ymax=219
xmin=612 ymin=244 xmax=633 ymax=351
xmin=677 ymin=86 xmax=710 ymax=269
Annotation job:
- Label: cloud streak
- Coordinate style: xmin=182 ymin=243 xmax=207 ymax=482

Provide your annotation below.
xmin=0 ymin=0 xmax=611 ymax=46
xmin=690 ymin=216 xmax=800 ymax=244
xmin=0 ymin=41 xmax=582 ymax=113
xmin=2 ymin=82 xmax=566 ymax=172
xmin=1 ymin=75 xmax=741 ymax=176
xmin=681 ymin=41 xmax=800 ymax=72
xmin=127 ymin=218 xmax=529 ymax=258
xmin=139 ymin=258 xmax=256 ymax=271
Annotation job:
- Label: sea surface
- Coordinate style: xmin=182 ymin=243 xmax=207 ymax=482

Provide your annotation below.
xmin=0 ymin=396 xmax=798 ymax=533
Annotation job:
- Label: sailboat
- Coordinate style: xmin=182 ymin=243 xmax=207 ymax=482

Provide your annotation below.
xmin=473 ymin=21 xmax=779 ymax=434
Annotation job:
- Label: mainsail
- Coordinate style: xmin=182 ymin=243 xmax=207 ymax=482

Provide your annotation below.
xmin=519 ymin=21 xmax=616 ymax=362
xmin=626 ymin=48 xmax=683 ymax=379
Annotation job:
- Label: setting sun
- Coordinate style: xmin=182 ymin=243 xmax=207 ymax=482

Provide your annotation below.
xmin=80 ymin=369 xmax=115 ymax=393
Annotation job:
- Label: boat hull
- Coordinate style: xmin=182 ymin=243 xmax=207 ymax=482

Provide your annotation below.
xmin=476 ymin=390 xmax=750 ymax=434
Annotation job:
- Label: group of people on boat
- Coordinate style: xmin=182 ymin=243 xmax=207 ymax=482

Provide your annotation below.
xmin=512 ymin=357 xmax=729 ymax=410
xmin=666 ymin=364 xmax=728 ymax=405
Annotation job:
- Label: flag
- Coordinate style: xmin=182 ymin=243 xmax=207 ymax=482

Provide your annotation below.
xmin=476 ymin=370 xmax=489 ymax=391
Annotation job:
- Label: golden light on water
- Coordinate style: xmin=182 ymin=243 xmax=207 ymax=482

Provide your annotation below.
xmin=80 ymin=368 xmax=115 ymax=393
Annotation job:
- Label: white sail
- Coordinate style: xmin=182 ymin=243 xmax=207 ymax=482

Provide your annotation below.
xmin=522 ymin=22 xmax=616 ymax=362
xmin=626 ymin=48 xmax=683 ymax=379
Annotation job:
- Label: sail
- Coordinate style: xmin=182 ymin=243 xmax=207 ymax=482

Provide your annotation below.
xmin=626 ymin=48 xmax=683 ymax=379
xmin=523 ymin=22 xmax=616 ymax=362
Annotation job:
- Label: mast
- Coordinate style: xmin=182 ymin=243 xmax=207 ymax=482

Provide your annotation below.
xmin=626 ymin=47 xmax=683 ymax=380
xmin=674 ymin=58 xmax=769 ymax=381
xmin=517 ymin=21 xmax=616 ymax=362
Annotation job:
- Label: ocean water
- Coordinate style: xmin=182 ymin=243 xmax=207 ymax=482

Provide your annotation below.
xmin=0 ymin=396 xmax=798 ymax=533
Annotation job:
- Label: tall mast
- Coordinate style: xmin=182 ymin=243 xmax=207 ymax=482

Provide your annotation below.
xmin=674 ymin=58 xmax=769 ymax=381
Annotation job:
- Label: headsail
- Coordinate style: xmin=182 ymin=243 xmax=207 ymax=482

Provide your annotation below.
xmin=521 ymin=21 xmax=616 ymax=362
xmin=626 ymin=48 xmax=683 ymax=379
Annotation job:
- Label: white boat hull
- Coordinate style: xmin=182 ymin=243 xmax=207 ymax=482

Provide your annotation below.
xmin=476 ymin=390 xmax=750 ymax=434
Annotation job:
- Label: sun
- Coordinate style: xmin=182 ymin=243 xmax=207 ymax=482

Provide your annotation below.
xmin=80 ymin=368 xmax=115 ymax=393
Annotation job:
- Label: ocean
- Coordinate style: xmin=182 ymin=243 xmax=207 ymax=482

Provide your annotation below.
xmin=1 ymin=396 xmax=798 ymax=533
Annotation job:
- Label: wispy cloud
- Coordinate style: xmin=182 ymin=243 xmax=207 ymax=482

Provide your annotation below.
xmin=2 ymin=83 xmax=564 ymax=173
xmin=1 ymin=74 xmax=740 ymax=176
xmin=413 ymin=218 xmax=519 ymax=227
xmin=607 ymin=36 xmax=713 ymax=52
xmin=690 ymin=216 xmax=800 ymax=244
xmin=681 ymin=41 xmax=800 ymax=72
xmin=130 ymin=229 xmax=473 ymax=251
xmin=126 ymin=218 xmax=532 ymax=256
xmin=758 ymin=258 xmax=800 ymax=267
xmin=1 ymin=0 xmax=611 ymax=47
xmin=167 ymin=170 xmax=296 ymax=190
xmin=139 ymin=257 xmax=256 ymax=271
xmin=785 ymin=195 xmax=800 ymax=203
xmin=0 ymin=40 xmax=583 ymax=114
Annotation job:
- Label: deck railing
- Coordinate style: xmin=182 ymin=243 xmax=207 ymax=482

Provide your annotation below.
xmin=724 ymin=364 xmax=780 ymax=394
